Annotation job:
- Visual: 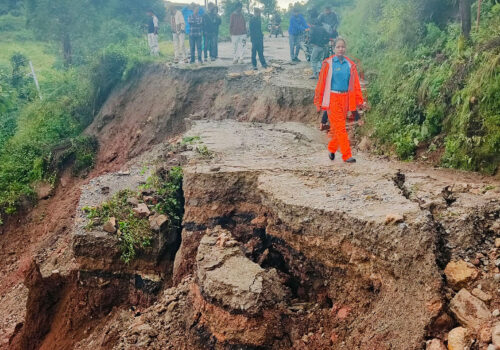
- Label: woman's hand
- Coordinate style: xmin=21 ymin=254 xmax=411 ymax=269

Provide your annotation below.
xmin=358 ymin=102 xmax=370 ymax=111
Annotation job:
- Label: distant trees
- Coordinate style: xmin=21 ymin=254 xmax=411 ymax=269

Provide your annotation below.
xmin=24 ymin=0 xmax=165 ymax=66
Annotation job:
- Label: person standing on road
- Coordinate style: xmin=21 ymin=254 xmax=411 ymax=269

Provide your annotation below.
xmin=249 ymin=8 xmax=268 ymax=70
xmin=146 ymin=10 xmax=160 ymax=56
xmin=170 ymin=6 xmax=186 ymax=63
xmin=188 ymin=5 xmax=203 ymax=64
xmin=308 ymin=19 xmax=329 ymax=79
xmin=314 ymin=38 xmax=365 ymax=163
xmin=230 ymin=2 xmax=247 ymax=64
xmin=212 ymin=6 xmax=222 ymax=59
xmin=202 ymin=3 xmax=217 ymax=62
xmin=288 ymin=8 xmax=308 ymax=62
xmin=318 ymin=6 xmax=339 ymax=39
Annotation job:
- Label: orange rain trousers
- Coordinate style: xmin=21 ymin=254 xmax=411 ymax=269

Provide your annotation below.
xmin=327 ymin=92 xmax=352 ymax=161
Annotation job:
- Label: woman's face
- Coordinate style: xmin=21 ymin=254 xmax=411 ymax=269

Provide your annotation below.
xmin=335 ymin=40 xmax=346 ymax=57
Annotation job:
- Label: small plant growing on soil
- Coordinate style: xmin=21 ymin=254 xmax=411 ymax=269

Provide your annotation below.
xmin=82 ymin=166 xmax=183 ymax=263
xmin=196 ymin=145 xmax=214 ymax=159
xmin=83 ymin=189 xmax=151 ymax=263
xmin=181 ymin=135 xmax=201 ymax=145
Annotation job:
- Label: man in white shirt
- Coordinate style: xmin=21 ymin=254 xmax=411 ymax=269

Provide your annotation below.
xmin=146 ymin=10 xmax=159 ymax=56
xmin=170 ymin=7 xmax=186 ymax=63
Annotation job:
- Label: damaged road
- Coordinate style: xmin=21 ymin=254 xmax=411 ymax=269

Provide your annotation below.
xmin=3 ymin=60 xmax=500 ymax=350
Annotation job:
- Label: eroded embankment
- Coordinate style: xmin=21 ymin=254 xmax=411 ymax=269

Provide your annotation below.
xmin=6 ymin=65 xmax=500 ymax=350
xmin=87 ymin=64 xmax=316 ymax=171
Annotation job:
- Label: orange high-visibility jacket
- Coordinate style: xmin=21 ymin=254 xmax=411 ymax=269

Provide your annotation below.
xmin=314 ymin=55 xmax=364 ymax=112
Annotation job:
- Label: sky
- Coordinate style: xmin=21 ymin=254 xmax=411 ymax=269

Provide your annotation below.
xmin=164 ymin=0 xmax=301 ymax=10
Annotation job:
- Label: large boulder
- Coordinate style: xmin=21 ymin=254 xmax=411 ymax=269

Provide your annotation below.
xmin=196 ymin=226 xmax=288 ymax=315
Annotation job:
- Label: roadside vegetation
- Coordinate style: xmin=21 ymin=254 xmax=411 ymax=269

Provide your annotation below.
xmin=83 ymin=166 xmax=183 ymax=263
xmin=338 ymin=0 xmax=499 ymax=174
xmin=0 ymin=0 xmax=167 ymax=221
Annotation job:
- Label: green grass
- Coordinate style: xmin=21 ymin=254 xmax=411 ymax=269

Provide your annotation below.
xmin=83 ymin=190 xmax=152 ymax=263
xmin=83 ymin=166 xmax=183 ymax=263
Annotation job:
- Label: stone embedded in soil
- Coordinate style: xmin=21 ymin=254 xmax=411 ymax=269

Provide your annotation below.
xmin=103 ymin=217 xmax=117 ymax=233
xmin=479 ymin=323 xmax=493 ymax=343
xmin=426 ymin=338 xmax=446 ymax=350
xmin=133 ymin=203 xmax=150 ymax=218
xmin=495 ymin=238 xmax=500 ymax=248
xmin=493 ymin=322 xmax=500 ymax=347
xmin=384 ymin=213 xmax=404 ymax=225
xmin=196 ymin=226 xmax=288 ymax=315
xmin=127 ymin=197 xmax=139 ymax=206
xmin=447 ymin=327 xmax=471 ymax=350
xmin=444 ymin=260 xmax=479 ymax=290
xmin=487 ymin=344 xmax=497 ymax=350
xmin=148 ymin=214 xmax=168 ymax=232
xmin=493 ymin=309 xmax=500 ymax=317
xmin=472 ymin=288 xmax=492 ymax=302
xmin=450 ymin=289 xmax=491 ymax=331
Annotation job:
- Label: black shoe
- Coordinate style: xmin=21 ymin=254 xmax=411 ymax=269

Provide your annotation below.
xmin=329 ymin=152 xmax=335 ymax=160
xmin=345 ymin=157 xmax=356 ymax=163
xmin=253 ymin=66 xmax=258 ymax=70
xmin=294 ymin=57 xmax=301 ymax=62
xmin=262 ymin=64 xmax=268 ymax=68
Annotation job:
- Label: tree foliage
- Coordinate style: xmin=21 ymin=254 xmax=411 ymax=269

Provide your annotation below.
xmin=339 ymin=0 xmax=500 ymax=173
xmin=24 ymin=0 xmax=164 ymax=65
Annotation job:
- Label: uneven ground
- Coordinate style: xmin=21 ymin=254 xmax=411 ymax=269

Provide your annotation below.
xmin=1 ymin=37 xmax=500 ymax=350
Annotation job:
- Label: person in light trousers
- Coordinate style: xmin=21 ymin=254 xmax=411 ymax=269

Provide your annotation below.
xmin=146 ymin=10 xmax=159 ymax=56
xmin=170 ymin=7 xmax=186 ymax=62
xmin=229 ymin=2 xmax=246 ymax=64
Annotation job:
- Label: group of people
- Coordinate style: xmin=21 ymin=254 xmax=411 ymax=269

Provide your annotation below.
xmin=147 ymin=3 xmax=268 ymax=70
xmin=147 ymin=5 xmax=222 ymax=63
xmin=148 ymin=5 xmax=365 ymax=164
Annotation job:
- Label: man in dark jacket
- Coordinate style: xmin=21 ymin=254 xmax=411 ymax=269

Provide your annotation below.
xmin=212 ymin=6 xmax=222 ymax=59
xmin=249 ymin=8 xmax=268 ymax=70
xmin=309 ymin=19 xmax=329 ymax=78
xmin=318 ymin=6 xmax=339 ymax=38
xmin=203 ymin=3 xmax=217 ymax=61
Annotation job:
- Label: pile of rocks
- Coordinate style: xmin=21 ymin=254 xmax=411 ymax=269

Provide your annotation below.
xmin=427 ymin=257 xmax=500 ymax=350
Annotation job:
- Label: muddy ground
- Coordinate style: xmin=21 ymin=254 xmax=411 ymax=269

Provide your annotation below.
xmin=1 ymin=37 xmax=499 ymax=350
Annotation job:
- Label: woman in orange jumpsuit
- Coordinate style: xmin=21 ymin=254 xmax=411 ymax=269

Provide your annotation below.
xmin=314 ymin=38 xmax=365 ymax=163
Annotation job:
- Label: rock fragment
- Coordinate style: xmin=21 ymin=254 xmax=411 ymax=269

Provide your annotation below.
xmin=149 ymin=214 xmax=168 ymax=232
xmin=493 ymin=322 xmax=500 ymax=347
xmin=472 ymin=288 xmax=492 ymax=302
xmin=384 ymin=213 xmax=404 ymax=225
xmin=450 ymin=289 xmax=491 ymax=331
xmin=426 ymin=339 xmax=446 ymax=350
xmin=444 ymin=260 xmax=478 ymax=289
xmin=103 ymin=217 xmax=117 ymax=233
xmin=447 ymin=327 xmax=471 ymax=350
xmin=133 ymin=203 xmax=151 ymax=218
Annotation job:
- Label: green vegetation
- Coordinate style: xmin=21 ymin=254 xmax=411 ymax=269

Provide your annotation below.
xmin=339 ymin=0 xmax=499 ymax=173
xmin=83 ymin=166 xmax=183 ymax=263
xmin=0 ymin=1 xmax=168 ymax=221
xmin=83 ymin=190 xmax=152 ymax=264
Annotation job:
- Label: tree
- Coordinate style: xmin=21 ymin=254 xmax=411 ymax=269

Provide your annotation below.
xmin=24 ymin=0 xmax=165 ymax=66
xmin=459 ymin=0 xmax=472 ymax=37
xmin=25 ymin=0 xmax=93 ymax=66
xmin=257 ymin=0 xmax=277 ymax=18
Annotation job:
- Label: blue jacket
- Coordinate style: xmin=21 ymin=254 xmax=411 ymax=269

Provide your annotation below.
xmin=288 ymin=14 xmax=308 ymax=36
